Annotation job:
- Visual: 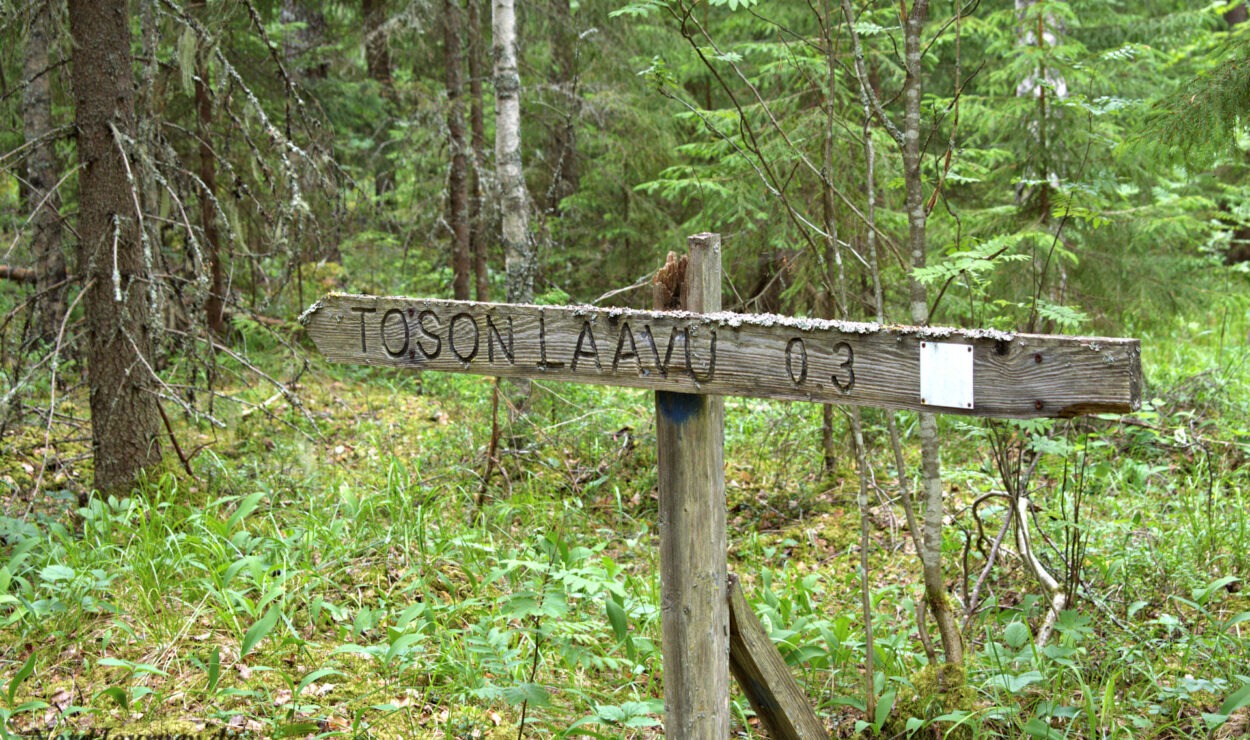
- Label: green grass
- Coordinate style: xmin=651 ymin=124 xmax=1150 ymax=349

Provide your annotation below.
xmin=2 ymin=300 xmax=1250 ymax=737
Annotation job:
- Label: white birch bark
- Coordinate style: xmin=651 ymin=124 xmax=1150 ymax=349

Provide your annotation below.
xmin=492 ymin=0 xmax=535 ymax=304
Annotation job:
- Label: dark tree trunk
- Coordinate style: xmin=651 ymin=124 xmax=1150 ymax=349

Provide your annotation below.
xmin=467 ymin=0 xmax=490 ymax=301
xmin=363 ymin=0 xmax=394 ymax=198
xmin=23 ymin=0 xmax=67 ymax=345
xmin=363 ymin=0 xmax=392 ymax=87
xmin=445 ymin=0 xmax=471 ymax=300
xmin=138 ymin=0 xmax=164 ymax=301
xmin=546 ymin=0 xmax=580 ymax=215
xmin=1226 ymin=2 xmax=1247 ymax=26
xmin=196 ymin=52 xmax=226 ymax=337
xmin=281 ymin=0 xmax=328 ymax=79
xmin=69 ymin=0 xmax=164 ymax=494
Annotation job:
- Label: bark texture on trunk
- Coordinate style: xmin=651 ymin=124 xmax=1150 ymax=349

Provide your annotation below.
xmin=467 ymin=0 xmax=490 ymax=301
xmin=493 ymin=0 xmax=534 ymax=304
xmin=445 ymin=0 xmax=471 ymax=300
xmin=363 ymin=0 xmax=394 ymax=198
xmin=363 ymin=0 xmax=392 ymax=88
xmin=903 ymin=1 xmax=929 ymax=328
xmin=69 ymin=0 xmax=164 ymax=494
xmin=820 ymin=2 xmax=841 ymax=473
xmin=23 ymin=0 xmax=67 ymax=345
xmin=902 ymin=0 xmax=963 ymax=666
xmin=281 ymin=0 xmax=328 ymax=79
xmin=196 ymin=53 xmax=226 ymax=336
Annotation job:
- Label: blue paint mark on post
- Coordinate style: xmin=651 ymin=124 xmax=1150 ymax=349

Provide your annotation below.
xmin=657 ymin=391 xmax=703 ymax=425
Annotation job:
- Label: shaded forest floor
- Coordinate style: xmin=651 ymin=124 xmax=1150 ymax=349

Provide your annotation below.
xmin=3 ymin=305 xmax=1250 ymax=738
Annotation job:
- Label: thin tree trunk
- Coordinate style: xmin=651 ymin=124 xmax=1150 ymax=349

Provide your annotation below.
xmin=445 ymin=0 xmax=471 ymax=300
xmin=493 ymin=0 xmax=534 ymax=304
xmin=138 ymin=0 xmax=163 ymax=298
xmin=546 ymin=0 xmax=580 ymax=215
xmin=1016 ymin=0 xmax=1069 ymax=332
xmin=821 ymin=404 xmax=836 ymax=473
xmin=823 ymin=1 xmax=874 ymax=716
xmin=69 ymin=0 xmax=164 ymax=494
xmin=196 ymin=51 xmax=226 ymax=336
xmin=819 ymin=0 xmax=840 ymax=475
xmin=1015 ymin=0 xmax=1063 ymax=222
xmin=902 ymin=0 xmax=963 ymax=665
xmin=863 ymin=30 xmax=932 ymax=656
xmin=467 ymin=0 xmax=490 ymax=301
xmin=23 ymin=0 xmax=66 ymax=345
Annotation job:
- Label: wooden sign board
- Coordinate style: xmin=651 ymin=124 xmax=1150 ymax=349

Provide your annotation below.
xmin=301 ymin=293 xmax=1141 ymax=419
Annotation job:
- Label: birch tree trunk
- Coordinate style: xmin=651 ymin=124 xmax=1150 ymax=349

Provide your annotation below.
xmin=902 ymin=0 xmax=964 ymax=665
xmin=23 ymin=0 xmax=66 ymax=345
xmin=493 ymin=0 xmax=535 ymax=305
xmin=69 ymin=0 xmax=164 ymax=494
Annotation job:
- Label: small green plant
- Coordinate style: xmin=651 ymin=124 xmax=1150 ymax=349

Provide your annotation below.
xmin=563 ymin=699 xmax=664 ymax=735
xmin=0 ymin=653 xmax=48 ymax=739
xmin=93 ymin=657 xmax=167 ymax=717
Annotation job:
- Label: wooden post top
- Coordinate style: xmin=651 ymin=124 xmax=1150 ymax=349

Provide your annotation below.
xmin=301 ymin=293 xmax=1141 ymax=419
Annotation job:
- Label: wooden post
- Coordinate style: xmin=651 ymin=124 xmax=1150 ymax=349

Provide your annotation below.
xmin=655 ymin=233 xmax=729 ymax=737
xmin=728 ymin=575 xmax=830 ymax=739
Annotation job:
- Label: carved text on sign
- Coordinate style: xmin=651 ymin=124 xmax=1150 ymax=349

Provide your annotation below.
xmin=348 ymin=304 xmax=731 ymax=383
xmin=302 ymin=294 xmax=1141 ymax=419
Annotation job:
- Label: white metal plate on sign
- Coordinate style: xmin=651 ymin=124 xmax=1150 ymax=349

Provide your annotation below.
xmin=919 ymin=341 xmax=974 ymax=410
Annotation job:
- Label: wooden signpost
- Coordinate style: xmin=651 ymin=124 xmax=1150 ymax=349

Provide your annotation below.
xmin=300 ymin=295 xmax=1139 ymax=419
xmin=302 ymin=233 xmax=1141 ymax=739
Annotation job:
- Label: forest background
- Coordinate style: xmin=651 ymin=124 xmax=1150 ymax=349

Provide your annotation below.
xmin=2 ymin=0 xmax=1250 ymax=737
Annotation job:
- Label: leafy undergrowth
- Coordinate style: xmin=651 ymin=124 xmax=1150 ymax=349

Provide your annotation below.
xmin=2 ymin=311 xmax=1250 ymax=738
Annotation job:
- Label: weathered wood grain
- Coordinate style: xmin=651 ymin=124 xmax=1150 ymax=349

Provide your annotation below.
xmin=657 ymin=233 xmax=730 ymax=737
xmin=301 ymin=295 xmax=1140 ymax=419
xmin=727 ymin=574 xmax=830 ymax=740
